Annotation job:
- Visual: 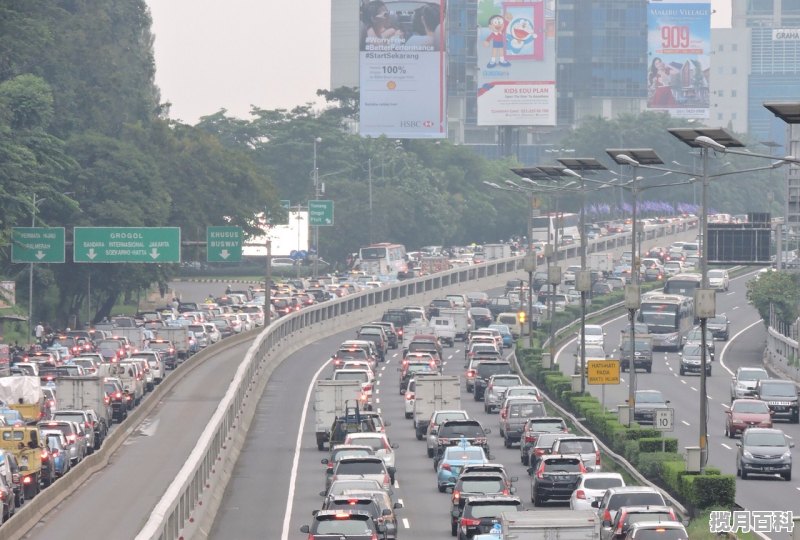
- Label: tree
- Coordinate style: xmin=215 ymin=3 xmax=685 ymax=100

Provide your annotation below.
xmin=746 ymin=271 xmax=800 ymax=325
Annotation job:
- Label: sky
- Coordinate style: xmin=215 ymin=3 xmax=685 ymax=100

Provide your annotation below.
xmin=147 ymin=0 xmax=732 ymax=125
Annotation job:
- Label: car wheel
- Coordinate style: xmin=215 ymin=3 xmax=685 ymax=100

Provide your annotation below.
xmin=646 ymin=365 xmax=652 ymax=373
xmin=707 ymin=368 xmax=712 ymax=376
xmin=533 ymin=493 xmax=541 ymax=507
xmin=404 ymin=412 xmax=412 ymax=419
xmin=427 ymin=447 xmax=434 ymax=458
xmin=438 ymin=484 xmax=446 ymax=493
xmin=725 ymin=424 xmax=732 ymax=438
xmin=451 ymin=520 xmax=458 ymax=536
xmin=521 ymin=452 xmax=528 ymax=465
xmin=474 ymin=392 xmax=481 ymax=402
xmin=741 ymin=467 xmax=748 ymax=480
xmin=793 ymin=412 xmax=800 ymax=424
xmin=783 ymin=470 xmax=792 ymax=481
xmin=679 ymin=368 xmax=685 ymax=376
xmin=504 ymin=437 xmax=512 ymax=449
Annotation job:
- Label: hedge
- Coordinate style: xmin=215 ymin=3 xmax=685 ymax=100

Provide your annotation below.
xmin=682 ymin=474 xmax=736 ymax=508
xmin=637 ymin=452 xmax=684 ymax=478
xmin=639 ymin=437 xmax=678 ymax=453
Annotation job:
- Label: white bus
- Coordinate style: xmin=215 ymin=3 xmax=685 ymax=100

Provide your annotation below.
xmin=663 ymin=273 xmax=702 ymax=297
xmin=530 ymin=213 xmax=580 ymax=245
xmin=637 ymin=293 xmax=695 ymax=350
xmin=356 ymin=243 xmax=408 ymax=279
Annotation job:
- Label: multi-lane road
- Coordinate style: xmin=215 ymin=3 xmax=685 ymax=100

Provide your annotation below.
xmin=556 ymin=269 xmax=799 ymax=540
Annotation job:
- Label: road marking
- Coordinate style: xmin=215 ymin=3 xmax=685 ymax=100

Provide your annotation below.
xmin=691 ymin=386 xmax=698 ymax=392
xmin=681 ymin=420 xmax=691 ymax=426
xmin=707 ymin=395 xmax=712 ymax=400
xmin=719 ymin=319 xmax=764 ymax=376
xmin=381 ymin=366 xmax=386 ymax=372
xmin=377 ymin=408 xmax=381 ymax=414
xmin=732 ymin=306 xmax=739 ymax=310
xmin=722 ymin=403 xmax=730 ymax=409
xmin=443 ymin=361 xmax=447 ymax=366
xmin=455 ymin=349 xmax=461 ymax=354
xmin=402 ymin=518 xmax=410 ymax=529
xmin=398 ymin=498 xmax=404 ymax=506
xmin=394 ymin=480 xmax=400 ymax=489
xmin=377 ymin=380 xmax=381 ymax=386
xmin=786 ymin=434 xmax=793 ymax=440
xmin=721 ymin=443 xmax=732 ymax=450
xmin=726 ymin=292 xmax=735 ymax=296
xmin=376 ymin=398 xmax=380 ymax=404
xmin=448 ymin=355 xmax=453 ymax=360
xmin=392 ymin=353 xmax=398 ymax=358
xmin=668 ymin=366 xmax=673 ymax=371
xmin=375 ymin=389 xmax=380 ymax=395
xmin=280 ymin=357 xmax=333 ymax=540
xmin=681 ymin=380 xmax=687 ymax=385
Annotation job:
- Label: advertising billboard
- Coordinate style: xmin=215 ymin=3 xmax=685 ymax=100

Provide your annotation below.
xmin=646 ymin=1 xmax=711 ymax=118
xmin=359 ymin=0 xmax=446 ymax=139
xmin=476 ymin=0 xmax=556 ymax=126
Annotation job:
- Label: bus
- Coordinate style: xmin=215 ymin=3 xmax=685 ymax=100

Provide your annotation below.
xmin=663 ymin=273 xmax=702 ymax=297
xmin=356 ymin=243 xmax=408 ymax=279
xmin=637 ymin=293 xmax=695 ymax=350
xmin=530 ymin=213 xmax=580 ymax=245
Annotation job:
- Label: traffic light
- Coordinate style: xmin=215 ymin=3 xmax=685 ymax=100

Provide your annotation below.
xmin=518 ymin=310 xmax=526 ymax=323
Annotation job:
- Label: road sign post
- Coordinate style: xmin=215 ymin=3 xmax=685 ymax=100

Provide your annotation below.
xmin=207 ymin=226 xmax=242 ymax=262
xmin=308 ymin=200 xmax=334 ymax=226
xmin=74 ymin=227 xmax=181 ymax=263
xmin=587 ymin=360 xmax=620 ymax=385
xmin=11 ymin=227 xmax=66 ymax=263
xmin=654 ymin=408 xmax=674 ymax=432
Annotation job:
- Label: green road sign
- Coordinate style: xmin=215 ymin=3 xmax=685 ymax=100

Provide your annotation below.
xmin=11 ymin=227 xmax=65 ymax=263
xmin=207 ymin=226 xmax=242 ymax=262
xmin=308 ymin=200 xmax=334 ymax=226
xmin=74 ymin=227 xmax=181 ymax=263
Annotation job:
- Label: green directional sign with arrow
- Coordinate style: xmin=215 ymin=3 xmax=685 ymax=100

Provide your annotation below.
xmin=308 ymin=200 xmax=334 ymax=226
xmin=207 ymin=226 xmax=242 ymax=262
xmin=11 ymin=227 xmax=66 ymax=263
xmin=73 ymin=227 xmax=181 ymax=263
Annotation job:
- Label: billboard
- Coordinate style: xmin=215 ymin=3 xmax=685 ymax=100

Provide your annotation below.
xmin=646 ymin=1 xmax=711 ymax=118
xmin=358 ymin=0 xmax=446 ymax=139
xmin=476 ymin=0 xmax=556 ymax=126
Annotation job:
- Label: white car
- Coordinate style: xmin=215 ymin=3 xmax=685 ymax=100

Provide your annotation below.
xmin=203 ymin=322 xmax=221 ymax=343
xmin=663 ymin=261 xmax=683 ymax=276
xmin=569 ymin=472 xmax=625 ymax=510
xmin=343 ymin=432 xmax=399 ymax=482
xmin=580 ymin=324 xmax=606 ymax=348
xmin=237 ymin=313 xmax=254 ymax=332
xmin=708 ymin=269 xmax=730 ymax=292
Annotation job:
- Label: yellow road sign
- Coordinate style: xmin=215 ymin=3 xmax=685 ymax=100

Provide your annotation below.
xmin=587 ymin=359 xmax=621 ymax=385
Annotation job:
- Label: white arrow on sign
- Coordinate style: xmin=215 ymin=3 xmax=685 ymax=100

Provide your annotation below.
xmin=219 ymin=249 xmax=230 ymax=260
xmin=35 ymin=250 xmax=46 ymax=260
xmin=87 ymin=248 xmax=97 ymax=260
xmin=150 ymin=248 xmax=160 ymax=259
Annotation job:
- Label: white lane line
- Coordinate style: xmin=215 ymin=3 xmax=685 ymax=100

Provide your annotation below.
xmin=707 ymin=395 xmax=712 ymax=400
xmin=392 ymin=353 xmax=398 ymax=358
xmin=375 ymin=389 xmax=380 ymax=395
xmin=691 ymin=386 xmax=698 ymax=392
xmin=402 ymin=518 xmax=410 ymax=529
xmin=732 ymin=306 xmax=739 ymax=310
xmin=443 ymin=361 xmax=448 ymax=366
xmin=786 ymin=434 xmax=794 ymax=440
xmin=668 ymin=366 xmax=673 ymax=371
xmin=376 ymin=398 xmax=380 ymax=404
xmin=619 ymin=377 xmax=626 ymax=384
xmin=448 ymin=355 xmax=453 ymax=360
xmin=726 ymin=292 xmax=735 ymax=296
xmin=455 ymin=349 xmax=461 ymax=354
xmin=681 ymin=420 xmax=691 ymax=426
xmin=398 ymin=498 xmax=404 ymax=505
xmin=381 ymin=366 xmax=386 ymax=372
xmin=719 ymin=319 xmax=764 ymax=377
xmin=721 ymin=443 xmax=732 ymax=450
xmin=681 ymin=380 xmax=687 ymax=385
xmin=377 ymin=380 xmax=381 ymax=386
xmin=722 ymin=403 xmax=730 ymax=409
xmin=394 ymin=480 xmax=400 ymax=489
xmin=377 ymin=407 xmax=381 ymax=414
xmin=280 ymin=357 xmax=332 ymax=540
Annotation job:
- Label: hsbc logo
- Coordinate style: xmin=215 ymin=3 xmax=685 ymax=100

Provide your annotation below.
xmin=400 ymin=120 xmax=435 ymax=128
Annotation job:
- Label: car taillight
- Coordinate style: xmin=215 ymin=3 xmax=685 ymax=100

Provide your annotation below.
xmin=384 ymin=473 xmax=391 ymax=485
xmin=603 ymin=509 xmax=611 ymax=522
xmin=12 ymin=474 xmax=19 ymax=484
xmin=115 ymin=391 xmax=122 ymax=399
xmin=441 ymin=462 xmax=451 ymax=471
xmin=575 ymin=489 xmax=586 ymax=500
xmin=363 ymin=384 xmax=372 ymax=392
xmin=326 ymin=462 xmax=333 ymax=470
xmin=536 ymin=464 xmax=544 ymax=479
xmin=41 ymin=450 xmax=49 ymax=459
xmin=405 ymin=392 xmax=414 ymax=401
xmin=475 ymin=437 xmax=486 ymax=445
xmin=452 ymin=490 xmax=460 ymax=502
xmin=104 ymin=395 xmax=111 ymax=405
xmin=85 ymin=421 xmax=92 ymax=429
xmin=460 ymin=517 xmax=481 ymax=527
xmin=51 ymin=449 xmax=59 ymax=456
xmin=466 ymin=370 xmax=476 ymax=378
xmin=595 ymin=450 xmax=601 ymax=466
xmin=22 ymin=476 xmax=31 ymax=485
xmin=67 ymin=434 xmax=76 ymax=443
xmin=500 ymin=409 xmax=507 ymax=419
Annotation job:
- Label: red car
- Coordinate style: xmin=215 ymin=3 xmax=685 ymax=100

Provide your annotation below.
xmin=725 ymin=399 xmax=773 ymax=438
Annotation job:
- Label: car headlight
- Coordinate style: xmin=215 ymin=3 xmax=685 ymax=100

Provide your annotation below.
xmin=782 ymin=451 xmax=792 ymax=460
xmin=743 ymin=450 xmax=753 ymax=458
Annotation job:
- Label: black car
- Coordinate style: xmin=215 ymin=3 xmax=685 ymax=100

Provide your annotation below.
xmin=754 ymin=379 xmax=800 ymax=423
xmin=469 ymin=307 xmax=494 ymax=329
xmin=632 ymin=390 xmax=670 ymax=425
xmin=488 ymin=297 xmax=516 ymax=318
xmin=104 ymin=379 xmax=127 ymax=422
xmin=455 ymin=496 xmax=522 ymax=539
xmin=736 ymin=427 xmax=794 ymax=480
xmin=370 ymin=321 xmax=398 ymax=349
xmin=619 ymin=337 xmax=653 ymax=373
xmin=528 ymin=455 xmax=585 ymax=506
xmin=473 ymin=361 xmax=512 ymax=401
xmin=327 ymin=413 xmax=379 ymax=450
xmin=448 ymin=473 xmax=510 ymax=535
xmin=300 ymin=510 xmax=384 ymax=539
xmin=706 ymin=314 xmax=730 ymax=340
xmin=434 ymin=420 xmax=491 ymax=467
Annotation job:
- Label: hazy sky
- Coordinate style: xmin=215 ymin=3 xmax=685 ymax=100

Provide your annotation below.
xmin=147 ymin=0 xmax=733 ymax=125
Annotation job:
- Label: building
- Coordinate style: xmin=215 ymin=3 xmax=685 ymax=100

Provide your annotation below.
xmin=708 ymin=28 xmax=751 ymax=134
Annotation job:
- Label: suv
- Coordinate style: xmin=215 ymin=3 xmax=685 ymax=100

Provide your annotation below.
xmin=300 ymin=510 xmax=385 ymax=539
xmin=682 ymin=327 xmax=715 ymax=360
xmin=550 ymin=436 xmax=601 ymax=472
xmin=425 ymin=410 xmax=469 ymax=456
xmin=484 ymin=374 xmax=522 ymax=414
xmin=592 ymin=486 xmax=668 ymax=524
xmin=706 ymin=314 xmax=730 ymax=340
xmin=499 ymin=398 xmax=546 ymax=448
xmin=455 ymin=496 xmax=523 ymax=539
xmin=753 ymin=379 xmax=800 ymax=423
xmin=730 ymin=367 xmax=769 ymax=402
xmin=620 ymin=336 xmax=653 ymax=373
xmin=433 ymin=420 xmax=490 ymax=467
xmin=52 ymin=411 xmax=96 ymax=456
xmin=369 ymin=321 xmax=398 ymax=349
xmin=602 ymin=505 xmax=677 ymax=540
xmin=448 ymin=473 xmax=513 ymax=535
xmin=520 ymin=417 xmax=569 ymax=465
xmin=632 ymin=390 xmax=670 ymax=425
xmin=736 ymin=427 xmax=794 ymax=480
xmin=528 ymin=455 xmax=585 ymax=506
xmin=472 ymin=361 xmax=513 ymax=401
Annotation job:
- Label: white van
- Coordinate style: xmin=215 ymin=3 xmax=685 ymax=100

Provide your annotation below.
xmin=118 ymin=361 xmax=145 ymax=405
xmin=496 ymin=312 xmax=524 ymax=338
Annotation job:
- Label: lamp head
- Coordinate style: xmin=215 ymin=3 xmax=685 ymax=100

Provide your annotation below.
xmin=694 ymin=136 xmax=726 ymax=152
xmin=562 ymin=168 xmax=582 ymax=179
xmin=616 ymin=154 xmax=639 ymax=166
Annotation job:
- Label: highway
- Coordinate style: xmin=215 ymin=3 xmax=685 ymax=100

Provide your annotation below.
xmin=556 ymin=269 xmax=799 ymax=540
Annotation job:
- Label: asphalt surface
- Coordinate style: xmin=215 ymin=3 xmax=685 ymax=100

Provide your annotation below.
xmin=556 ymin=268 xmax=800 ymax=540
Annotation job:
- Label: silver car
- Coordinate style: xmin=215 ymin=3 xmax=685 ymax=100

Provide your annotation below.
xmin=52 ymin=411 xmax=95 ymax=455
xmin=730 ymin=367 xmax=769 ymax=402
xmin=425 ymin=410 xmax=469 ymax=458
xmin=38 ymin=421 xmax=84 ymax=465
xmin=484 ymin=374 xmax=523 ymax=414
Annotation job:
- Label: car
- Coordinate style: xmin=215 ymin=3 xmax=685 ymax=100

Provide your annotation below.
xmin=706 ymin=314 xmax=729 ymax=340
xmin=528 ymin=454 xmax=585 ymax=506
xmin=42 ymin=431 xmax=71 ymax=479
xmin=725 ymin=399 xmax=773 ymax=438
xmin=472 ymin=361 xmax=513 ymax=401
xmin=632 ymin=390 xmax=670 ymax=425
xmin=0 ymin=472 xmax=13 ymax=522
xmin=483 ymin=374 xmax=523 ymax=414
xmin=271 ymin=257 xmax=297 ymax=267
xmin=520 ymin=417 xmax=570 ymax=465
xmin=736 ymin=427 xmax=794 ymax=480
xmin=369 ymin=321 xmax=399 ymax=349
xmin=469 ymin=307 xmax=494 ymax=329
xmin=52 ymin=410 xmax=96 ymax=455
xmin=682 ymin=327 xmax=715 ymax=360
xmin=579 ymin=324 xmax=606 ymax=348
xmin=433 ymin=420 xmax=491 ymax=468
xmin=498 ymin=398 xmax=546 ymax=448
xmin=455 ymin=495 xmax=523 ymax=539
xmin=623 ymin=520 xmax=689 ymax=539
xmin=663 ymin=260 xmax=683 ymax=277
xmin=574 ymin=344 xmax=608 ymax=375
xmin=399 ymin=358 xmax=437 ymax=394
xmin=708 ymin=269 xmax=730 ymax=291
xmin=753 ymin=379 xmax=800 ymax=423
xmin=300 ymin=509 xmax=385 ymax=539
xmin=730 ymin=367 xmax=769 ymax=402
xmin=602 ymin=505 xmax=677 ymax=540
xmin=550 ymin=436 xmax=602 ymax=472
xmin=342 ymin=432 xmax=399 ymax=484
xmin=499 ymin=385 xmax=542 ymax=403
xmin=318 ymin=494 xmax=400 ymax=539
xmin=487 ymin=324 xmax=514 ymax=348
xmin=678 ymin=344 xmax=712 ymax=376
xmin=321 ymin=445 xmax=375 ymax=491
xmin=435 ymin=439 xmax=488 ymax=492
xmin=426 ymin=410 xmax=470 ymax=457
xmin=448 ymin=472 xmax=514 ymax=535
xmin=569 ymin=472 xmax=625 ymax=510
xmin=329 ymin=456 xmax=392 ymax=493
xmin=592 ymin=486 xmax=669 ymax=524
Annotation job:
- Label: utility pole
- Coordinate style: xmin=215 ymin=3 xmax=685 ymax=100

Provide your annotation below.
xmin=313 ymin=137 xmax=321 ymax=278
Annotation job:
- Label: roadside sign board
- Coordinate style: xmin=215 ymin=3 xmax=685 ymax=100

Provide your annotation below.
xmin=654 ymin=408 xmax=674 ymax=432
xmin=11 ymin=227 xmax=66 ymax=263
xmin=587 ymin=359 xmax=620 ymax=385
xmin=207 ymin=226 xmax=242 ymax=262
xmin=74 ymin=227 xmax=181 ymax=263
xmin=308 ymin=200 xmax=334 ymax=226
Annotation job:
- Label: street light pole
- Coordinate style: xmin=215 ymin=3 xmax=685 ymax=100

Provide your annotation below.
xmin=368 ymin=158 xmax=374 ymax=245
xmin=312 ymin=137 xmax=321 ymax=278
xmin=29 ymin=193 xmax=38 ymax=342
xmin=264 ymin=238 xmax=272 ymax=326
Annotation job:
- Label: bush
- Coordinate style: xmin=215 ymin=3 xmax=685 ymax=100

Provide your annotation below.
xmin=639 ymin=437 xmax=678 ymax=453
xmin=681 ymin=474 xmax=736 ymax=509
xmin=661 ymin=460 xmax=686 ymax=493
xmin=624 ymin=427 xmax=662 ymax=441
xmin=637 ymin=452 xmax=684 ymax=478
xmin=623 ymin=440 xmax=640 ymax=466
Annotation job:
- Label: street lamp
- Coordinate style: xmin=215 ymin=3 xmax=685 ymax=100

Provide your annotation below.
xmin=312 ymin=137 xmax=322 ymax=278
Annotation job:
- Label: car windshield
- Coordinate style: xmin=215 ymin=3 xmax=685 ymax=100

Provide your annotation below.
xmin=633 ymin=529 xmax=688 ymax=540
xmin=626 ymin=513 xmax=675 ymax=527
xmin=492 ymin=376 xmax=521 ymax=386
xmin=53 ymin=413 xmax=85 ymax=424
xmin=315 ymin=519 xmax=372 ymax=535
xmin=46 ymin=435 xmax=64 ymax=450
xmin=760 ymin=382 xmax=796 ymax=397
xmin=708 ymin=270 xmax=725 ymax=278
xmin=584 ymin=477 xmax=624 ymax=490
xmin=459 ymin=478 xmax=504 ymax=493
xmin=529 ymin=421 xmax=566 ymax=432
xmin=744 ymin=432 xmax=787 ymax=447
xmin=440 ymin=423 xmax=484 ymax=438
xmin=347 ymin=437 xmax=386 ymax=451
xmin=636 ymin=392 xmax=665 ymax=404
xmin=507 ymin=388 xmax=539 ymax=398
xmin=510 ymin=403 xmax=544 ymax=417
xmin=610 ymin=493 xmax=665 ymax=510
xmin=585 ymin=327 xmax=603 ymax=336
xmin=682 ymin=346 xmax=703 ymax=357
xmin=544 ymin=459 xmax=582 ymax=472
xmin=558 ymin=440 xmax=596 ymax=453
xmin=584 ymin=346 xmax=606 ymax=357
xmin=334 ymin=372 xmax=368 ymax=383
xmin=732 ymin=401 xmax=769 ymax=414
xmin=434 ymin=412 xmax=468 ymax=423
xmin=622 ymin=340 xmax=652 ymax=351
xmin=468 ymin=502 xmax=520 ymax=518
xmin=444 ymin=449 xmax=485 ymax=461
xmin=738 ymin=369 xmax=768 ymax=381
xmin=477 ymin=364 xmax=510 ymax=377
xmin=328 ymin=480 xmax=382 ymax=496
xmin=336 ymin=461 xmax=385 ymax=475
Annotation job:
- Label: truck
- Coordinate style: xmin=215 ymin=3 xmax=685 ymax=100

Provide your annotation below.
xmin=154 ymin=325 xmax=192 ymax=360
xmin=484 ymin=243 xmax=512 ymax=260
xmin=54 ymin=376 xmax=113 ymax=431
xmin=412 ymin=375 xmax=460 ymax=440
xmin=313 ymin=380 xmax=362 ymax=451
xmin=428 ymin=317 xmax=457 ymax=347
xmin=489 ymin=510 xmax=601 ymax=539
xmin=438 ymin=307 xmax=473 ymax=341
xmin=588 ymin=252 xmax=614 ymax=276
xmin=0 ymin=376 xmax=47 ymax=424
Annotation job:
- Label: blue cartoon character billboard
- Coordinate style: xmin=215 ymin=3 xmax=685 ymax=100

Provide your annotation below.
xmin=503 ymin=3 xmax=543 ymax=59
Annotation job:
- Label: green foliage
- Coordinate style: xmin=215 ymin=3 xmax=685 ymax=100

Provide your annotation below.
xmin=682 ymin=474 xmax=736 ymax=509
xmin=639 ymin=437 xmax=678 ymax=453
xmin=624 ymin=440 xmax=640 ymax=466
xmin=746 ymin=270 xmax=800 ymax=325
xmin=661 ymin=460 xmax=686 ymax=493
xmin=636 ymin=451 xmax=684 ymax=478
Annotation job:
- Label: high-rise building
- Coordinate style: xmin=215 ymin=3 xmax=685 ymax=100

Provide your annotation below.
xmin=708 ymin=28 xmax=750 ymax=134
